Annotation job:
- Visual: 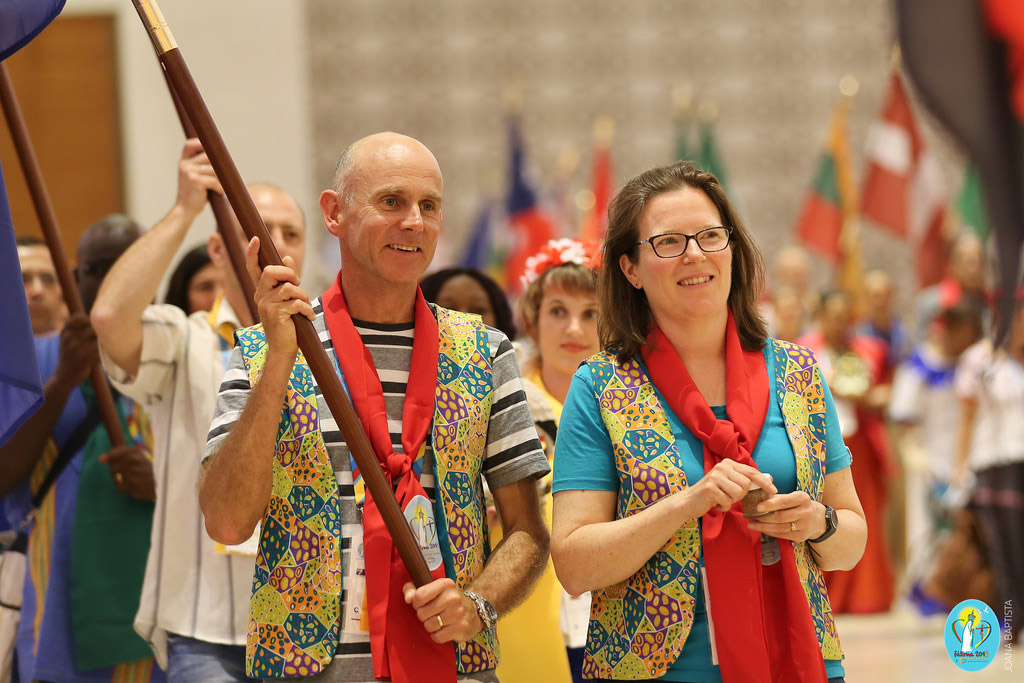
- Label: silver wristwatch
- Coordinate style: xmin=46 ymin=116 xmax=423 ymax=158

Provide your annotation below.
xmin=464 ymin=591 xmax=497 ymax=631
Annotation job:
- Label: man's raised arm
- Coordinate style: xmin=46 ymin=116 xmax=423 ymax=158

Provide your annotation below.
xmin=91 ymin=139 xmax=221 ymax=376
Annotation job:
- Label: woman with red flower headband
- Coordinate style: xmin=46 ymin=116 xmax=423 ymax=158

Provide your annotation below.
xmin=550 ymin=161 xmax=865 ymax=683
xmin=491 ymin=238 xmax=601 ymax=683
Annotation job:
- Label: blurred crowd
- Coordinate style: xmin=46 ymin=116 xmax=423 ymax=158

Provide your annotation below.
xmin=415 ymin=229 xmax=1022 ymax=679
xmin=759 ymin=236 xmax=1017 ymax=621
xmin=8 ymin=191 xmax=1022 ymax=682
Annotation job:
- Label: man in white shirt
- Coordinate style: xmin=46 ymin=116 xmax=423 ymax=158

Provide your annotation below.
xmin=91 ymin=139 xmax=307 ymax=680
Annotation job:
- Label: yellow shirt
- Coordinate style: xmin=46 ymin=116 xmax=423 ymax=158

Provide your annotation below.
xmin=491 ymin=372 xmax=572 ymax=683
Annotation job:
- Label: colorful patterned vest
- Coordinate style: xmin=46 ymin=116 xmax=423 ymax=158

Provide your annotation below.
xmin=581 ymin=339 xmax=843 ymax=680
xmin=236 ymin=306 xmax=498 ymax=678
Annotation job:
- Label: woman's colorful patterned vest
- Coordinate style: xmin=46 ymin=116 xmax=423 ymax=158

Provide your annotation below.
xmin=235 ymin=307 xmax=498 ymax=678
xmin=581 ymin=339 xmax=843 ymax=680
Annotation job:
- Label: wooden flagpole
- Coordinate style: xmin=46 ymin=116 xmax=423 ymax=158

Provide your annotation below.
xmin=129 ymin=0 xmax=432 ymax=586
xmin=0 ymin=63 xmax=126 ymax=448
xmin=159 ymin=69 xmax=260 ymax=323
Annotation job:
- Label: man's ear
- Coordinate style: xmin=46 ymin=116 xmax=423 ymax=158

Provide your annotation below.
xmin=207 ymin=233 xmax=226 ymax=267
xmin=321 ymin=189 xmax=344 ymax=238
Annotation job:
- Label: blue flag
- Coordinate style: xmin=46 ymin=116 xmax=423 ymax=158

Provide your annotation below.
xmin=0 ymin=0 xmax=66 ymax=61
xmin=503 ymin=117 xmax=554 ymax=292
xmin=461 ymin=198 xmax=497 ymax=271
xmin=0 ymin=0 xmax=66 ymax=445
xmin=0 ymin=159 xmax=43 ymax=446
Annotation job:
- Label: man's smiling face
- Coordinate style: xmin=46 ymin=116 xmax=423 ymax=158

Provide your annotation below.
xmin=335 ymin=135 xmax=443 ymax=290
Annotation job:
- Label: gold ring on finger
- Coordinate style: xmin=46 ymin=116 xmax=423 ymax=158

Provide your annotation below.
xmin=115 ymin=472 xmax=124 ymax=485
xmin=436 ymin=614 xmax=444 ymax=629
xmin=790 ymin=521 xmax=796 ymax=532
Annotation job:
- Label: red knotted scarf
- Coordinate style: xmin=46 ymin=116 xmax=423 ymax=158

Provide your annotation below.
xmin=323 ymin=275 xmax=456 ymax=683
xmin=641 ymin=312 xmax=827 ymax=683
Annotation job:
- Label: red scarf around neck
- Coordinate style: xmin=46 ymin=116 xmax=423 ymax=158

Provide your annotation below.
xmin=641 ymin=312 xmax=827 ymax=683
xmin=322 ymin=275 xmax=456 ymax=683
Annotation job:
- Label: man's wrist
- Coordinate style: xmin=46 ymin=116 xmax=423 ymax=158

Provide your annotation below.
xmin=463 ymin=590 xmax=497 ymax=633
xmin=255 ymin=351 xmax=296 ymax=399
xmin=263 ymin=348 xmax=298 ymax=374
xmin=44 ymin=372 xmax=78 ymax=400
xmin=166 ymin=201 xmax=203 ymax=231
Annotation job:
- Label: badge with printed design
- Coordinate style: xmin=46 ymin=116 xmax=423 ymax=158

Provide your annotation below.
xmin=404 ymin=494 xmax=443 ymax=571
xmin=943 ymin=599 xmax=999 ymax=672
xmin=342 ymin=540 xmax=368 ymax=635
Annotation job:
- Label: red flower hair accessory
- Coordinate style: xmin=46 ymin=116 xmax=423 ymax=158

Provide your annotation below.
xmin=520 ymin=238 xmax=602 ymax=290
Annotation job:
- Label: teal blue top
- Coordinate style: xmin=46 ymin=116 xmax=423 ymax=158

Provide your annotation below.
xmin=553 ymin=345 xmax=850 ymax=682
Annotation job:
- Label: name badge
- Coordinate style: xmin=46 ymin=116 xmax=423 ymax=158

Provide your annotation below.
xmin=701 ymin=566 xmax=719 ymax=666
xmin=342 ymin=539 xmax=369 ymax=635
xmin=404 ymin=494 xmax=443 ymax=571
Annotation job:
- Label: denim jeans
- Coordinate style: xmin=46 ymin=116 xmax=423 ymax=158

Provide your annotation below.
xmin=166 ymin=633 xmax=247 ymax=682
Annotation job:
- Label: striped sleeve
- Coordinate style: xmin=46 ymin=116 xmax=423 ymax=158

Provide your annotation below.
xmin=481 ymin=328 xmax=550 ymax=490
xmin=203 ymin=345 xmax=250 ymax=461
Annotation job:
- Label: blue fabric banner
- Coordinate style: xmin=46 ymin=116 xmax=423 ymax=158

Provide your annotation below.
xmin=0 ymin=158 xmax=44 ymax=446
xmin=0 ymin=0 xmax=66 ymax=62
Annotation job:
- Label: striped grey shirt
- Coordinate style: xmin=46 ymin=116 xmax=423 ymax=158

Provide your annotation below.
xmin=205 ymin=299 xmax=549 ymax=682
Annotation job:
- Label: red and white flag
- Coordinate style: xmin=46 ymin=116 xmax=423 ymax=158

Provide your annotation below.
xmin=861 ymin=71 xmax=949 ymax=287
xmin=579 ymin=116 xmax=614 ymax=241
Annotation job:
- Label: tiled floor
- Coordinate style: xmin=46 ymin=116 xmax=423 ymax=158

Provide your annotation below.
xmin=836 ymin=606 xmax=1017 ymax=682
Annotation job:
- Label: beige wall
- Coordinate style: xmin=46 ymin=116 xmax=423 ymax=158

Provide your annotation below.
xmin=307 ymin=0 xmax=966 ymax=303
xmin=55 ymin=0 xmax=965 ymax=302
xmin=65 ymin=0 xmax=324 ymax=293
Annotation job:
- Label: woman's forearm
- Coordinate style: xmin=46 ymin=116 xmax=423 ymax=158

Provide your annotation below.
xmin=807 ymin=506 xmax=867 ymax=571
xmin=551 ymin=489 xmax=696 ymax=595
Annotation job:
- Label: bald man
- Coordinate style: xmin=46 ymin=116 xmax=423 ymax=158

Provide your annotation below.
xmin=200 ymin=133 xmax=550 ymax=681
xmin=91 ymin=139 xmax=307 ymax=680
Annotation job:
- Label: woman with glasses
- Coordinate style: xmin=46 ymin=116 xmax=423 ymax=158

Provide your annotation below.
xmin=550 ymin=161 xmax=864 ymax=683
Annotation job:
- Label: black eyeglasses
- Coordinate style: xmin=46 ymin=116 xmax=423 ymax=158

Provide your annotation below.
xmin=634 ymin=226 xmax=733 ymax=259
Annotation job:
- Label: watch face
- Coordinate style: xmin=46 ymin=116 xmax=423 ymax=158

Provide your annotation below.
xmin=826 ymin=505 xmax=838 ymax=528
xmin=468 ymin=592 xmax=497 ymax=629
xmin=482 ymin=599 xmax=497 ymax=627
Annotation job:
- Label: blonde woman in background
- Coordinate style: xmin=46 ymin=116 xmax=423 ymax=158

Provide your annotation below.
xmin=495 ymin=238 xmax=602 ymax=683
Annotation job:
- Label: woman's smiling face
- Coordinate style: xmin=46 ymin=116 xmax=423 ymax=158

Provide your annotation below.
xmin=619 ymin=186 xmax=732 ymax=328
xmin=530 ymin=280 xmax=599 ymax=380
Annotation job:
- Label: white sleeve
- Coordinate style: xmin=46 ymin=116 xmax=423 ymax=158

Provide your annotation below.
xmin=954 ymin=341 xmax=989 ymax=401
xmin=888 ymin=364 xmax=924 ymax=423
xmin=99 ymin=304 xmax=188 ymax=406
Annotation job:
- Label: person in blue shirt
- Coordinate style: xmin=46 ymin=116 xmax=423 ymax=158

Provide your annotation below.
xmin=549 ymin=161 xmax=866 ymax=683
xmin=1 ymin=222 xmax=162 ymax=682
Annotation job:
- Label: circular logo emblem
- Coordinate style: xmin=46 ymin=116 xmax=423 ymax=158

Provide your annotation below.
xmin=404 ymin=494 xmax=443 ymax=571
xmin=944 ymin=599 xmax=999 ymax=672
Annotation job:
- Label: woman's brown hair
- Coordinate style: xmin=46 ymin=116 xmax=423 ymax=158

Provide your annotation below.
xmin=599 ymin=161 xmax=767 ymax=362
